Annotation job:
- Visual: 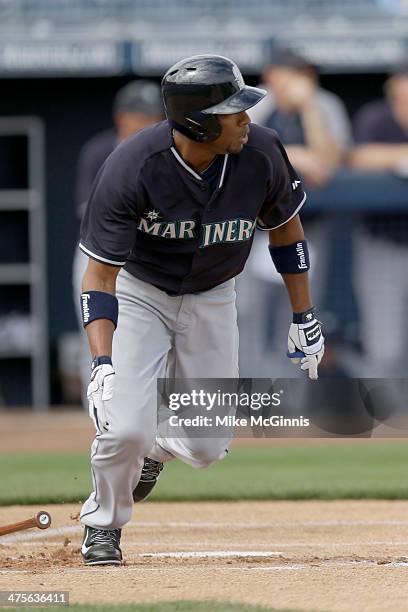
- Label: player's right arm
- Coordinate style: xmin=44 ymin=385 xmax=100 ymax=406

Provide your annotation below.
xmin=77 ymin=136 xmax=144 ymax=431
xmin=80 ymin=258 xmax=121 ymax=433
xmin=82 ymin=259 xmax=121 ymax=359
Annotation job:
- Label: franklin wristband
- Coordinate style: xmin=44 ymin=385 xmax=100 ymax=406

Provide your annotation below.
xmin=269 ymin=240 xmax=310 ymax=274
xmin=81 ymin=291 xmax=119 ymax=329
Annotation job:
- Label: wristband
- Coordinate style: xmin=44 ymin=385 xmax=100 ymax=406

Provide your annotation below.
xmin=293 ymin=307 xmax=316 ymax=324
xmin=91 ymin=355 xmax=112 ymax=370
xmin=81 ymin=291 xmax=118 ymax=329
xmin=269 ymin=240 xmax=310 ymax=274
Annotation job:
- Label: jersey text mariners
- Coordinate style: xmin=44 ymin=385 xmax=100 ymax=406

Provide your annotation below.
xmin=79 ymin=121 xmax=306 ymax=295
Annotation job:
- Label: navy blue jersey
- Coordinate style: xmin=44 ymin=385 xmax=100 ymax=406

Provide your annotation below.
xmin=79 ymin=120 xmax=306 ymax=295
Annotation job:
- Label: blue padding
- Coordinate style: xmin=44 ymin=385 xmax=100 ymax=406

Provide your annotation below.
xmin=287 ymin=350 xmax=305 ymax=359
xmin=269 ymin=240 xmax=310 ymax=274
xmin=80 ymin=291 xmax=118 ymax=328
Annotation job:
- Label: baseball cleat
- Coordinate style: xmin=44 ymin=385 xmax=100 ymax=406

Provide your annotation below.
xmin=81 ymin=525 xmax=122 ymax=566
xmin=132 ymin=457 xmax=164 ymax=503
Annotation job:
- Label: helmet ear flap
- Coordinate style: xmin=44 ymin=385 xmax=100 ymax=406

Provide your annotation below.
xmin=185 ymin=111 xmax=221 ymax=142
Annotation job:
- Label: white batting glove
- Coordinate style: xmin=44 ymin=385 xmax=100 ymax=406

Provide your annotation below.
xmin=287 ymin=308 xmax=325 ymax=380
xmin=87 ymin=356 xmax=115 ymax=434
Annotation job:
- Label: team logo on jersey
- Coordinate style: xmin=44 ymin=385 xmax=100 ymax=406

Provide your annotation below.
xmin=200 ymin=218 xmax=256 ymax=248
xmin=138 ymin=214 xmax=256 ymax=246
xmin=138 ymin=217 xmax=196 ymax=240
xmin=145 ymin=209 xmax=161 ymax=221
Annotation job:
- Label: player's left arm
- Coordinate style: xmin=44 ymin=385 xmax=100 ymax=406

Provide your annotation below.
xmin=269 ymin=214 xmax=325 ymax=380
xmin=257 ymin=130 xmax=324 ymax=378
xmin=268 ymin=215 xmax=311 ymax=312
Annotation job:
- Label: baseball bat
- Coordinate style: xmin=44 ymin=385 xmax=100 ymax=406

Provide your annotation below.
xmin=0 ymin=511 xmax=51 ymax=537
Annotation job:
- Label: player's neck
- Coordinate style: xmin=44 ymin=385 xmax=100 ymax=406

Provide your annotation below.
xmin=172 ymin=130 xmax=217 ymax=173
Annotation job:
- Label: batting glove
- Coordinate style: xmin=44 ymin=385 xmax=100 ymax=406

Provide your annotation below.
xmin=87 ymin=356 xmax=115 ymax=434
xmin=287 ymin=308 xmax=324 ymax=380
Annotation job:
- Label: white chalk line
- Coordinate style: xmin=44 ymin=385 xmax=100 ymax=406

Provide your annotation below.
xmin=2 ymin=550 xmax=285 ymax=562
xmin=0 ymin=565 xmax=304 ymax=574
xmin=128 ymin=520 xmax=408 ymax=528
xmin=141 ymin=551 xmax=284 ymax=559
xmin=128 ymin=519 xmax=408 ymax=529
xmin=2 ymin=558 xmax=408 ymax=576
xmin=16 ymin=539 xmax=408 ymax=549
xmin=3 ymin=519 xmax=408 ymax=544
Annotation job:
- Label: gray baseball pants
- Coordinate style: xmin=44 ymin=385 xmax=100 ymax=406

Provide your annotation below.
xmin=80 ymin=270 xmax=239 ymax=529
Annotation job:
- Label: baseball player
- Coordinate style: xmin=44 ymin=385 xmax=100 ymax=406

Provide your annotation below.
xmin=78 ymin=55 xmax=325 ymax=566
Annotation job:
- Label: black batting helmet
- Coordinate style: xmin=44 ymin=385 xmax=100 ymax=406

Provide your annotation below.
xmin=162 ymin=55 xmax=266 ymax=143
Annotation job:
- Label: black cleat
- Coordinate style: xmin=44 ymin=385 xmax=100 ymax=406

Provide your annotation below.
xmin=132 ymin=457 xmax=164 ymax=503
xmin=81 ymin=525 xmax=122 ymax=566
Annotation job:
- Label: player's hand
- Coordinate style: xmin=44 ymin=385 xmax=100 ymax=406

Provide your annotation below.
xmin=287 ymin=308 xmax=324 ymax=380
xmin=87 ymin=357 xmax=115 ymax=433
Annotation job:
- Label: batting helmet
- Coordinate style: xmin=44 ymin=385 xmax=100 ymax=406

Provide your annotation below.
xmin=162 ymin=55 xmax=266 ymax=143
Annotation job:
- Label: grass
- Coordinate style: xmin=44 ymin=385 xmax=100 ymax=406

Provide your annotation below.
xmin=1 ymin=442 xmax=408 ymax=505
xmin=10 ymin=603 xmax=318 ymax=612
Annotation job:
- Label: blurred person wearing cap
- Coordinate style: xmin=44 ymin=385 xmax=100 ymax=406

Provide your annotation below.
xmin=349 ymin=63 xmax=408 ymax=376
xmin=248 ymin=48 xmax=351 ymax=188
xmin=76 ymin=80 xmax=164 ymax=220
xmin=73 ymin=80 xmax=164 ymax=405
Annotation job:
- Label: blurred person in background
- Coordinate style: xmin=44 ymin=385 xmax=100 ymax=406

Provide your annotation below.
xmin=238 ymin=49 xmax=351 ymax=376
xmin=76 ymin=80 xmax=164 ymax=219
xmin=73 ymin=80 xmax=164 ymax=403
xmin=249 ymin=48 xmax=351 ymax=188
xmin=349 ymin=62 xmax=408 ymax=377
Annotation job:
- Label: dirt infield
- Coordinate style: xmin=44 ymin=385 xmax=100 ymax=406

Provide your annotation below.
xmin=1 ymin=500 xmax=408 ymax=612
xmin=0 ymin=410 xmax=94 ymax=453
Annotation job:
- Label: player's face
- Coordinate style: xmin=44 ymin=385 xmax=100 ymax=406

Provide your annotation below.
xmin=214 ymin=111 xmax=251 ymax=154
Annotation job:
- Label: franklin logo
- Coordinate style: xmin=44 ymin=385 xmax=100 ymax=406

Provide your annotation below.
xmin=292 ymin=180 xmax=301 ymax=190
xmin=296 ymin=242 xmax=308 ymax=270
xmin=81 ymin=293 xmax=91 ymax=323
